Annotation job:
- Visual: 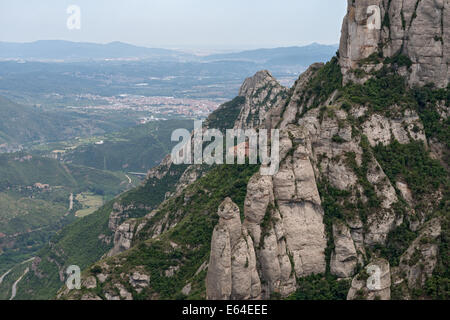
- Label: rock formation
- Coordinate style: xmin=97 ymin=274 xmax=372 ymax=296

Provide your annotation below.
xmin=347 ymin=258 xmax=391 ymax=300
xmin=206 ymin=198 xmax=261 ymax=300
xmin=340 ymin=0 xmax=449 ymax=88
xmin=57 ymin=0 xmax=448 ymax=301
xmin=235 ymin=70 xmax=288 ymax=129
xmin=330 ymin=222 xmax=358 ymax=278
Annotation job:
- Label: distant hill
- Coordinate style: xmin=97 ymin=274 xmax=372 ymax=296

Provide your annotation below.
xmin=0 ymin=96 xmax=64 ymax=144
xmin=0 ymin=41 xmax=337 ymax=66
xmin=0 ymin=96 xmax=136 ymax=145
xmin=0 ymin=40 xmax=194 ymax=61
xmin=0 ymin=96 xmax=94 ymax=145
xmin=0 ymin=152 xmax=128 ymax=195
xmin=202 ymin=43 xmax=339 ymax=66
xmin=63 ymin=120 xmax=194 ymax=172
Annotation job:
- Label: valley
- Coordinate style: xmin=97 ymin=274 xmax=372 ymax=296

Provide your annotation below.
xmin=0 ymin=42 xmax=337 ymax=299
xmin=0 ymin=0 xmax=448 ymax=302
xmin=0 ymin=117 xmax=194 ymax=293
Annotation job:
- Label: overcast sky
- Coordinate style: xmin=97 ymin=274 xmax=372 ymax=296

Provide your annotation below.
xmin=0 ymin=0 xmax=347 ymax=51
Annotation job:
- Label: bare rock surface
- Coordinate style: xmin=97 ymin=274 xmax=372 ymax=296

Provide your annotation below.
xmin=206 ymin=198 xmax=261 ymax=300
xmin=339 ymin=0 xmax=449 ymax=88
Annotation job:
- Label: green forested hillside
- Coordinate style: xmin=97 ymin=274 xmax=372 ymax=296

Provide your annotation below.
xmin=0 ymin=96 xmax=73 ymax=144
xmin=13 ymin=160 xmax=190 ymax=299
xmin=0 ymin=96 xmax=136 ymax=145
xmin=0 ymin=152 xmax=128 ymax=195
xmin=62 ymin=120 xmax=194 ymax=172
xmin=0 ymin=116 xmax=194 ymax=298
xmin=0 ymin=152 xmax=133 ymax=277
xmin=59 ymin=164 xmax=259 ymax=300
xmin=55 ymin=55 xmax=449 ymax=301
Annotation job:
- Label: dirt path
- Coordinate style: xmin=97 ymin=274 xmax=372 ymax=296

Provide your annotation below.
xmin=69 ymin=193 xmax=74 ymax=210
xmin=9 ymin=267 xmax=29 ymax=300
xmin=0 ymin=269 xmax=12 ymax=286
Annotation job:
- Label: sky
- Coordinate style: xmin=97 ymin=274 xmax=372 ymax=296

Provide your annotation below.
xmin=0 ymin=0 xmax=347 ymax=51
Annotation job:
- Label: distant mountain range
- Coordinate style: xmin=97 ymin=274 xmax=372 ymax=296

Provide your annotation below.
xmin=0 ymin=40 xmax=194 ymax=61
xmin=204 ymin=43 xmax=339 ymax=66
xmin=0 ymin=40 xmax=338 ymax=65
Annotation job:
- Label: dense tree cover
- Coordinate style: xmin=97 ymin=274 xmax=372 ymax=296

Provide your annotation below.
xmin=64 ymin=120 xmax=194 ymax=172
xmin=0 ymin=152 xmax=128 ymax=197
xmin=0 ymin=261 xmax=31 ymax=300
xmin=0 ymin=151 xmax=130 ymax=280
xmin=317 ymin=181 xmax=348 ymax=273
xmin=373 ymin=139 xmax=448 ymax=277
xmin=0 ymin=192 xmax=69 ymax=235
xmin=298 ymin=57 xmax=343 ymax=116
xmin=0 ymin=95 xmax=135 ymax=145
xmin=206 ymin=96 xmax=246 ymax=131
xmin=374 ymin=140 xmax=447 ymax=200
xmin=343 ymin=73 xmax=412 ymax=112
xmin=14 ymin=201 xmax=115 ymax=300
xmin=374 ymin=222 xmax=418 ymax=267
xmin=384 ymin=54 xmax=413 ymax=68
xmin=287 ymin=274 xmax=350 ymax=300
xmin=120 ymin=164 xmax=189 ymax=208
xmin=425 ymin=212 xmax=449 ymax=300
xmin=413 ymin=84 xmax=450 ymax=159
xmin=373 ymin=139 xmax=448 ymax=299
xmin=14 ymin=163 xmax=193 ymax=299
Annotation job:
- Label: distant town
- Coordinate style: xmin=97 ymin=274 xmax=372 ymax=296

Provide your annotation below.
xmin=67 ymin=94 xmax=223 ymax=119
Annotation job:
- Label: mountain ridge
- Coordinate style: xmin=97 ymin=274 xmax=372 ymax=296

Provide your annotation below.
xmin=0 ymin=40 xmax=193 ymax=61
xmin=0 ymin=40 xmax=338 ymax=64
xmin=14 ymin=0 xmax=449 ymax=300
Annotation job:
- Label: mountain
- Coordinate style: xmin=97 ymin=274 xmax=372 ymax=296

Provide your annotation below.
xmin=0 ymin=41 xmax=194 ymax=61
xmin=0 ymin=96 xmax=61 ymax=144
xmin=17 ymin=0 xmax=449 ymax=300
xmin=0 ymin=42 xmax=338 ymax=103
xmin=339 ymin=0 xmax=448 ymax=88
xmin=203 ymin=43 xmax=339 ymax=66
xmin=62 ymin=120 xmax=194 ymax=173
xmin=0 ymin=40 xmax=337 ymax=67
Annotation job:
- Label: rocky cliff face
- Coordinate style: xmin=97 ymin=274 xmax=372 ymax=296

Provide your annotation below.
xmin=234 ymin=70 xmax=289 ymax=129
xmin=340 ymin=0 xmax=449 ymax=88
xmin=202 ymin=1 xmax=448 ymax=298
xmin=206 ymin=198 xmax=261 ymax=300
xmin=347 ymin=258 xmax=392 ymax=300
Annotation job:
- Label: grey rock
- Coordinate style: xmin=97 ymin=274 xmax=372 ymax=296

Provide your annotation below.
xmin=347 ymin=258 xmax=391 ymax=300
xmin=206 ymin=198 xmax=261 ymax=300
xmin=83 ymin=276 xmax=97 ymax=290
xmin=182 ymin=283 xmax=192 ymax=296
xmin=398 ymin=218 xmax=441 ymax=288
xmin=339 ymin=0 xmax=449 ymax=88
xmin=235 ymin=71 xmax=288 ymax=130
xmin=331 ymin=222 xmax=358 ymax=278
xmin=108 ymin=220 xmax=137 ymax=257
xmin=129 ymin=271 xmax=150 ymax=289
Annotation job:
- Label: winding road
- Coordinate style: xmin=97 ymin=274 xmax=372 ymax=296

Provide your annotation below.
xmin=1 ymin=257 xmax=35 ymax=300
xmin=9 ymin=267 xmax=29 ymax=300
xmin=69 ymin=193 xmax=74 ymax=211
xmin=0 ymin=268 xmax=12 ymax=286
xmin=125 ymin=175 xmax=132 ymax=184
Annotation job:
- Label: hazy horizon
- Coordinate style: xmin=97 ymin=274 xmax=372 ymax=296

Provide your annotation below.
xmin=0 ymin=0 xmax=347 ymax=52
xmin=0 ymin=39 xmax=339 ymax=55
